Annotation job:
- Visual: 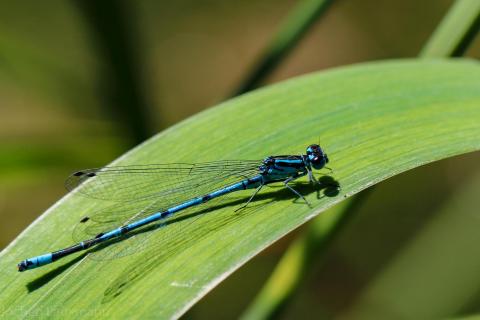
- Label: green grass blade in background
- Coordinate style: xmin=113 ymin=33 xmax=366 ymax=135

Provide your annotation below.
xmin=73 ymin=0 xmax=155 ymax=144
xmin=233 ymin=0 xmax=333 ymax=95
xmin=0 ymin=59 xmax=479 ymax=319
xmin=420 ymin=0 xmax=480 ymax=57
xmin=341 ymin=168 xmax=480 ymax=319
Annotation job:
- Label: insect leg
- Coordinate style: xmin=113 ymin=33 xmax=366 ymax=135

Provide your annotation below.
xmin=284 ymin=177 xmax=311 ymax=207
xmin=307 ymin=169 xmax=319 ymax=184
xmin=324 ymin=166 xmax=333 ymax=173
xmin=235 ymin=184 xmax=264 ymax=212
xmin=307 ymin=166 xmax=333 ymax=184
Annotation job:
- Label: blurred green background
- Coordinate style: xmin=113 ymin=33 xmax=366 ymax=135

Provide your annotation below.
xmin=1 ymin=0 xmax=479 ymax=318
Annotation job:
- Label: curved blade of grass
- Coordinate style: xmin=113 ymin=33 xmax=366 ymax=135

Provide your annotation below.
xmin=233 ymin=0 xmax=334 ymax=95
xmin=73 ymin=0 xmax=155 ymax=144
xmin=420 ymin=0 xmax=480 ymax=57
xmin=0 ymin=59 xmax=480 ymax=319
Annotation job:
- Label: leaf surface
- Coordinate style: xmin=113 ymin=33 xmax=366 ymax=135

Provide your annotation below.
xmin=1 ymin=59 xmax=479 ymax=319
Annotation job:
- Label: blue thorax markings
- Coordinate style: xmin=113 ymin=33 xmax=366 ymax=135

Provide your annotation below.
xmin=260 ymin=155 xmax=308 ymax=181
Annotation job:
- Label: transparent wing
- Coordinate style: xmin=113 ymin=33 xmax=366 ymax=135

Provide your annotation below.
xmin=73 ymin=188 xmax=247 ymax=261
xmin=65 ymin=160 xmax=262 ymax=202
xmin=73 ymin=198 xmax=172 ymax=260
xmin=68 ymin=160 xmax=263 ymax=260
xmin=70 ymin=160 xmax=262 ymax=259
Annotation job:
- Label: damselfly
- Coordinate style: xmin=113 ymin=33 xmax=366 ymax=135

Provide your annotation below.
xmin=18 ymin=144 xmax=330 ymax=271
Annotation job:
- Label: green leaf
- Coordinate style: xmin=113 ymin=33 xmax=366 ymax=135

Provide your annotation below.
xmin=1 ymin=59 xmax=479 ymax=319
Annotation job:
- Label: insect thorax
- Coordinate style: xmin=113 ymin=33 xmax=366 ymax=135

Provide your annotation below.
xmin=259 ymin=156 xmax=307 ymax=181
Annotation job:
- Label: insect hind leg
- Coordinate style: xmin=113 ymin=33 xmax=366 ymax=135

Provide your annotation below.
xmin=235 ymin=184 xmax=264 ymax=212
xmin=284 ymin=177 xmax=311 ymax=207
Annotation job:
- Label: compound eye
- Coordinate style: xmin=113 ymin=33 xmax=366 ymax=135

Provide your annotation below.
xmin=307 ymin=144 xmax=318 ymax=154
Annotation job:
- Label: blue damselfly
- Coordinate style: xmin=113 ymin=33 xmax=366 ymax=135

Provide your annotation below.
xmin=18 ymin=144 xmax=330 ymax=271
